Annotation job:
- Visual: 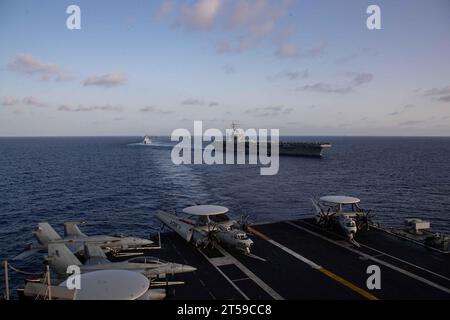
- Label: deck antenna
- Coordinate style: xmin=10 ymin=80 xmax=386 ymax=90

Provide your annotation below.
xmin=46 ymin=264 xmax=52 ymax=300
xmin=3 ymin=260 xmax=10 ymax=300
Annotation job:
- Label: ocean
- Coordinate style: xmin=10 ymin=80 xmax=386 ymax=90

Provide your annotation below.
xmin=1 ymin=136 xmax=450 ymax=292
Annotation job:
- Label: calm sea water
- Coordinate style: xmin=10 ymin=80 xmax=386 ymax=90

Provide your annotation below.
xmin=1 ymin=136 xmax=450 ymax=292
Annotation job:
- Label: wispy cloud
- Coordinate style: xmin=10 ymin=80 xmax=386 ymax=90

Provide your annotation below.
xmin=83 ymin=73 xmax=128 ymax=88
xmin=268 ymin=70 xmax=308 ymax=81
xmin=296 ymin=72 xmax=373 ymax=94
xmin=155 ymin=0 xmax=175 ymax=21
xmin=437 ymin=95 xmax=450 ymax=102
xmin=423 ymin=86 xmax=450 ymax=96
xmin=275 ymin=42 xmax=325 ymax=59
xmin=245 ymin=105 xmax=293 ymax=117
xmin=1 ymin=96 xmax=19 ymax=106
xmin=181 ymin=98 xmax=219 ymax=107
xmin=176 ymin=0 xmax=222 ymax=30
xmin=345 ymin=72 xmax=374 ymax=86
xmin=273 ymin=27 xmax=325 ymax=59
xmin=23 ymin=96 xmax=47 ymax=107
xmin=1 ymin=96 xmax=47 ymax=107
xmin=223 ymin=64 xmax=236 ymax=74
xmin=58 ymin=104 xmax=122 ymax=112
xmin=140 ymin=106 xmax=174 ymax=114
xmin=399 ymin=120 xmax=425 ymax=126
xmin=219 ymin=0 xmax=293 ymax=53
xmin=8 ymin=54 xmax=73 ymax=81
xmin=296 ymin=83 xmax=353 ymax=94
xmin=335 ymin=48 xmax=378 ymax=64
xmin=421 ymin=86 xmax=450 ymax=103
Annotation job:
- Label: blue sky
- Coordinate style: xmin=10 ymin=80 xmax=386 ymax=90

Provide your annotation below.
xmin=0 ymin=0 xmax=449 ymax=136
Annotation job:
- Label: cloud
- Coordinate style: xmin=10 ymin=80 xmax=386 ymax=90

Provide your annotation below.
xmin=268 ymin=70 xmax=308 ymax=81
xmin=275 ymin=42 xmax=325 ymax=59
xmin=223 ymin=64 xmax=236 ymax=74
xmin=399 ymin=120 xmax=425 ymax=126
xmin=8 ymin=53 xmax=73 ymax=81
xmin=23 ymin=96 xmax=47 ymax=107
xmin=219 ymin=0 xmax=293 ymax=53
xmin=83 ymin=73 xmax=128 ymax=88
xmin=181 ymin=98 xmax=205 ymax=106
xmin=345 ymin=72 xmax=374 ymax=86
xmin=1 ymin=96 xmax=19 ymax=106
xmin=175 ymin=0 xmax=222 ymax=30
xmin=155 ymin=0 xmax=175 ymax=21
xmin=157 ymin=0 xmax=294 ymax=54
xmin=140 ymin=106 xmax=174 ymax=114
xmin=58 ymin=104 xmax=122 ymax=112
xmin=273 ymin=27 xmax=325 ymax=59
xmin=422 ymin=86 xmax=450 ymax=96
xmin=296 ymin=72 xmax=373 ymax=95
xmin=296 ymin=83 xmax=353 ymax=94
xmin=339 ymin=72 xmax=374 ymax=87
xmin=245 ymin=105 xmax=293 ymax=117
xmin=181 ymin=98 xmax=219 ymax=107
xmin=1 ymin=96 xmax=47 ymax=107
xmin=335 ymin=48 xmax=378 ymax=64
xmin=388 ymin=105 xmax=414 ymax=116
xmin=437 ymin=95 xmax=450 ymax=102
xmin=421 ymin=86 xmax=450 ymax=103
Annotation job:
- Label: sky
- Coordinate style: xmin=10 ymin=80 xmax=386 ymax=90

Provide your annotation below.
xmin=0 ymin=0 xmax=449 ymax=136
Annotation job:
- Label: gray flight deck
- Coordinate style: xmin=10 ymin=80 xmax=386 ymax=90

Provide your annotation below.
xmin=114 ymin=218 xmax=450 ymax=300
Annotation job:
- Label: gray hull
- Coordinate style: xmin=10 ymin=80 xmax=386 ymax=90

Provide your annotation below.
xmin=217 ymin=141 xmax=331 ymax=157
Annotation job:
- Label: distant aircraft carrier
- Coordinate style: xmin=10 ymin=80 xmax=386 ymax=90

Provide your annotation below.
xmin=217 ymin=122 xmax=331 ymax=158
xmin=114 ymin=217 xmax=450 ymax=300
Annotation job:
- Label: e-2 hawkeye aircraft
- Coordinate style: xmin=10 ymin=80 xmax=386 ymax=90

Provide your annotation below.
xmin=156 ymin=205 xmax=254 ymax=255
xmin=13 ymin=221 xmax=153 ymax=260
xmin=311 ymin=195 xmax=375 ymax=246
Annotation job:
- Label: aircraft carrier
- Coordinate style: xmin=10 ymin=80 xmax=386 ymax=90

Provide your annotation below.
xmin=216 ymin=123 xmax=332 ymax=157
xmin=112 ymin=217 xmax=450 ymax=300
xmin=218 ymin=141 xmax=332 ymax=157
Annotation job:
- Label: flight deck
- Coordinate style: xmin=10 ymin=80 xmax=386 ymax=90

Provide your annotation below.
xmin=115 ymin=218 xmax=450 ymax=300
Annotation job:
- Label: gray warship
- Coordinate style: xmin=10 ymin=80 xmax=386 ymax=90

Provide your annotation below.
xmin=216 ymin=122 xmax=331 ymax=157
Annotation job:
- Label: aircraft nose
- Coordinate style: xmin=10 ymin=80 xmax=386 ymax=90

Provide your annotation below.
xmin=182 ymin=265 xmax=197 ymax=273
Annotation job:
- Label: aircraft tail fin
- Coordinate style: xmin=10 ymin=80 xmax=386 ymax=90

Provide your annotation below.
xmin=84 ymin=244 xmax=109 ymax=265
xmin=47 ymin=243 xmax=82 ymax=276
xmin=33 ymin=223 xmax=62 ymax=245
xmin=63 ymin=221 xmax=87 ymax=237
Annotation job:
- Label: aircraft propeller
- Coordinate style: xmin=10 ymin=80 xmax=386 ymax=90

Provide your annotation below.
xmin=356 ymin=209 xmax=375 ymax=230
xmin=237 ymin=214 xmax=252 ymax=232
xmin=203 ymin=223 xmax=219 ymax=249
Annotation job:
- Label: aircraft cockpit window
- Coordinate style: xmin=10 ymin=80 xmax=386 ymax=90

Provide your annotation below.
xmin=128 ymin=257 xmax=146 ymax=263
xmin=144 ymin=257 xmax=166 ymax=264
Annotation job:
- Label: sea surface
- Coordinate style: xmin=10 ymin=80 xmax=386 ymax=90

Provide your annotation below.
xmin=1 ymin=136 xmax=450 ymax=293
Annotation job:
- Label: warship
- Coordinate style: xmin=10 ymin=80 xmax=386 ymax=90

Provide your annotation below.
xmin=216 ymin=123 xmax=331 ymax=157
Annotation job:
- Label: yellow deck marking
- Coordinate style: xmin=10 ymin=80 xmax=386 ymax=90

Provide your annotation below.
xmin=248 ymin=226 xmax=379 ymax=300
xmin=318 ymin=267 xmax=378 ymax=300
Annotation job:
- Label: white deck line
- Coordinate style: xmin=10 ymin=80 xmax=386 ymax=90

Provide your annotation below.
xmin=264 ymin=238 xmax=322 ymax=270
xmin=197 ymin=249 xmax=250 ymax=300
xmin=215 ymin=246 xmax=284 ymax=300
xmin=286 ymin=221 xmax=450 ymax=295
